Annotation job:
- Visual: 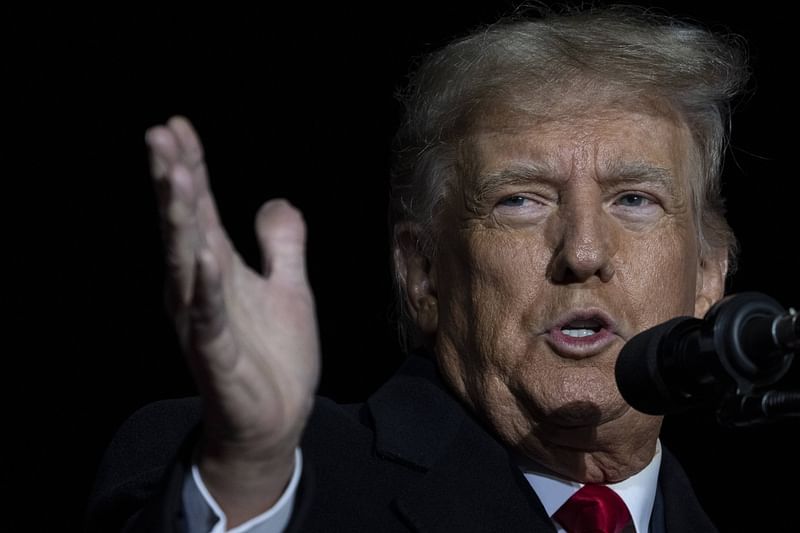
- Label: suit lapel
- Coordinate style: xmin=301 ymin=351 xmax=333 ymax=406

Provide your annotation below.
xmin=657 ymin=448 xmax=719 ymax=532
xmin=367 ymin=355 xmax=555 ymax=532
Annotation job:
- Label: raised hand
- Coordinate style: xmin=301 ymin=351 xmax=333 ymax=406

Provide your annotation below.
xmin=146 ymin=116 xmax=320 ymax=525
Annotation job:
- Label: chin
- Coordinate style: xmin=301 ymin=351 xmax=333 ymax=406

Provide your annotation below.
xmin=551 ymin=397 xmax=633 ymax=427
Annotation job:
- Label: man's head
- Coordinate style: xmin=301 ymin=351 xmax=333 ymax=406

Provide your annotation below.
xmin=390 ymin=7 xmax=749 ymax=481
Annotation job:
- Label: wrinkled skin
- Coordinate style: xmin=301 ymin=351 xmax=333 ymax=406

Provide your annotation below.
xmin=398 ymin=106 xmax=727 ymax=483
xmin=146 ymin=117 xmax=320 ymax=526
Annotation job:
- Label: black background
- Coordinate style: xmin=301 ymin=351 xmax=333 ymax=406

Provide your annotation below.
xmin=5 ymin=1 xmax=799 ymax=531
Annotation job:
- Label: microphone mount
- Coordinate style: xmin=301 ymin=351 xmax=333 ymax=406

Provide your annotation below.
xmin=693 ymin=292 xmax=797 ymax=426
xmin=705 ymin=292 xmax=795 ymax=393
xmin=619 ymin=292 xmax=799 ymax=427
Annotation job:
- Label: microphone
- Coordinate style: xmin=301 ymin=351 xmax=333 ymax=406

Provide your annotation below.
xmin=615 ymin=292 xmax=798 ymax=420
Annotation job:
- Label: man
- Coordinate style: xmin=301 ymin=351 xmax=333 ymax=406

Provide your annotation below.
xmin=88 ymin=6 xmax=749 ymax=532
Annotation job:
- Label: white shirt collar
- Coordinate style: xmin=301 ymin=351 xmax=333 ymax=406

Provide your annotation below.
xmin=520 ymin=440 xmax=662 ymax=533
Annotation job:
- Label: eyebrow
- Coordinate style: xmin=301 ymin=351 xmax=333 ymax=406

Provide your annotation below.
xmin=601 ymin=161 xmax=676 ymax=190
xmin=472 ymin=161 xmax=557 ymax=202
xmin=472 ymin=160 xmax=676 ymax=201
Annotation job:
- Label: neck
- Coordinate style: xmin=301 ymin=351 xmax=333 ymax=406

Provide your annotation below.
xmin=513 ymin=418 xmax=660 ymax=483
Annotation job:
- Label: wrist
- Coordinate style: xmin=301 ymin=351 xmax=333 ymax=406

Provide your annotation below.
xmin=198 ymin=440 xmax=297 ymax=525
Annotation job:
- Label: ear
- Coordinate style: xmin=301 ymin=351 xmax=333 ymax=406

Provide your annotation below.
xmin=694 ymin=249 xmax=728 ymax=318
xmin=393 ymin=223 xmax=438 ymax=335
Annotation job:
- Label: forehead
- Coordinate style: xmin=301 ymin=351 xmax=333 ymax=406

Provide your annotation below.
xmin=462 ymin=107 xmax=695 ymax=186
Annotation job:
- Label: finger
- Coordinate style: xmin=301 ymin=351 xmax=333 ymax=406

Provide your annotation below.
xmin=146 ymin=126 xmax=184 ymax=223
xmin=167 ymin=116 xmax=205 ymax=172
xmin=255 ymin=199 xmax=308 ymax=285
xmin=146 ymin=120 xmax=233 ymax=293
xmin=165 ymin=116 xmax=226 ymax=239
xmin=198 ymin=195 xmax=235 ymax=273
xmin=162 ymin=164 xmax=202 ymax=305
xmin=145 ymin=125 xmax=181 ymax=179
xmin=189 ymin=247 xmax=239 ymax=374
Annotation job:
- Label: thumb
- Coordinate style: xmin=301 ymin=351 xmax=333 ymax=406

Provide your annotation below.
xmin=255 ymin=199 xmax=308 ymax=285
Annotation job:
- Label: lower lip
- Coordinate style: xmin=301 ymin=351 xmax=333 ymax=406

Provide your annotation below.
xmin=546 ymin=327 xmax=617 ymax=358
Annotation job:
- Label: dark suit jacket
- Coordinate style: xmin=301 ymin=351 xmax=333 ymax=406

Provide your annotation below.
xmin=86 ymin=354 xmax=718 ymax=532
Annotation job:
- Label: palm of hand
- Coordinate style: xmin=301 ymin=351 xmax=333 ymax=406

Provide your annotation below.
xmin=147 ymin=116 xmax=320 ymax=465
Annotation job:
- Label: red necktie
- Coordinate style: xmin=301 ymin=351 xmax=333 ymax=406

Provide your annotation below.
xmin=552 ymin=484 xmax=632 ymax=533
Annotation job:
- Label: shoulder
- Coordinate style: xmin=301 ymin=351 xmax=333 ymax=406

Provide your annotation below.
xmin=86 ymin=397 xmax=203 ymax=533
xmin=97 ymin=397 xmax=203 ymax=477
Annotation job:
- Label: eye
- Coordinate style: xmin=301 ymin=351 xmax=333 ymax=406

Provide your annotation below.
xmin=498 ymin=195 xmax=530 ymax=207
xmin=495 ymin=194 xmax=547 ymax=212
xmin=609 ymin=192 xmax=663 ymax=224
xmin=493 ymin=194 xmax=550 ymax=223
xmin=615 ymin=193 xmax=653 ymax=208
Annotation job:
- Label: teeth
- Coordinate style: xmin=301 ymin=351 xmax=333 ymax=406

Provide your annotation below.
xmin=562 ymin=328 xmax=597 ymax=338
xmin=561 ymin=319 xmax=602 ymax=338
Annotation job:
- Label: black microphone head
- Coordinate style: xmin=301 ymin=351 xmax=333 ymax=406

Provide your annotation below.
xmin=615 ymin=316 xmax=696 ymax=415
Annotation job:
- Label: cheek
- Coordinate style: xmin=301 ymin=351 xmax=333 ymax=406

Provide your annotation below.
xmin=469 ymin=229 xmax=552 ymax=297
xmin=618 ymin=225 xmax=700 ymax=325
xmin=464 ymin=231 xmax=550 ymax=340
xmin=440 ymin=229 xmax=543 ymax=317
xmin=434 ymin=230 xmax=549 ymax=385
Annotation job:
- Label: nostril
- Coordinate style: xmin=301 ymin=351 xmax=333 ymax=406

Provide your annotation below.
xmin=548 ymin=244 xmax=616 ymax=284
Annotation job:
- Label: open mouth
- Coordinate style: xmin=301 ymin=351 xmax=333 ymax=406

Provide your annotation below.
xmin=561 ymin=319 xmax=603 ymax=338
xmin=547 ymin=310 xmax=618 ymax=356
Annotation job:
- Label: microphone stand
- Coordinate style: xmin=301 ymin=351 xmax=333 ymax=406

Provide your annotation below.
xmin=717 ymin=389 xmax=800 ymax=427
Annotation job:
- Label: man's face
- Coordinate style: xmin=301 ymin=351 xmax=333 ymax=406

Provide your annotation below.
xmin=416 ymin=106 xmax=725 ymax=482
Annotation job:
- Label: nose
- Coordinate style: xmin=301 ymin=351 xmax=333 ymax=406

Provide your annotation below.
xmin=548 ymin=199 xmax=617 ymax=284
